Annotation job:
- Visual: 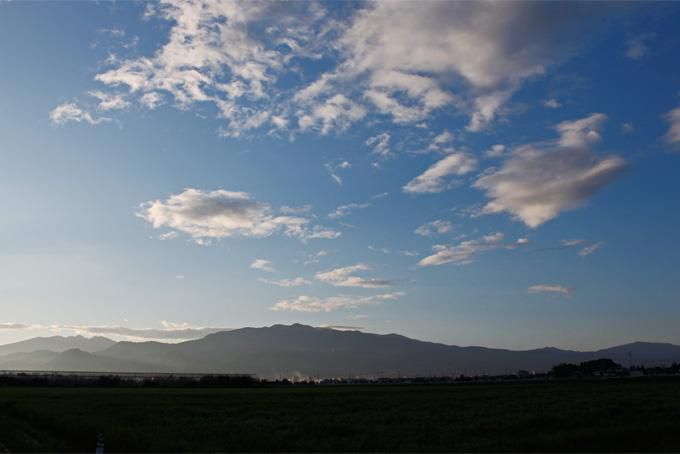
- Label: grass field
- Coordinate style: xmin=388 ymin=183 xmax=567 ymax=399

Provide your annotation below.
xmin=1 ymin=378 xmax=680 ymax=452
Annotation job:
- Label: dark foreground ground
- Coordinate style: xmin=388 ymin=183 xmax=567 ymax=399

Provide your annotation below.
xmin=1 ymin=378 xmax=680 ymax=452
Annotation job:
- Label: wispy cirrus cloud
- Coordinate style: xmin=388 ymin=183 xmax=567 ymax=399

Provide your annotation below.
xmin=665 ymin=107 xmax=680 ymax=145
xmin=315 ymin=264 xmax=393 ymax=288
xmin=0 ymin=323 xmax=32 ymax=330
xmin=528 ymin=284 xmax=573 ymax=296
xmin=271 ymin=292 xmax=404 ymax=312
xmin=0 ymin=321 xmax=228 ymax=341
xmin=418 ymin=232 xmax=507 ymax=267
xmin=250 ymin=259 xmax=275 ymax=273
xmin=414 ymin=220 xmax=453 ymax=237
xmin=403 ymin=152 xmax=477 ymax=194
xmin=625 ymin=33 xmax=655 ymax=60
xmin=258 ymin=277 xmax=311 ymax=287
xmin=49 ymin=102 xmax=111 ymax=125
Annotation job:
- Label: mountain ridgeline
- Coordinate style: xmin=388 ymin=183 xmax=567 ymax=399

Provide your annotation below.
xmin=1 ymin=324 xmax=679 ymax=379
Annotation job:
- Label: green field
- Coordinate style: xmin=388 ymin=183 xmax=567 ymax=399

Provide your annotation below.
xmin=1 ymin=378 xmax=680 ymax=452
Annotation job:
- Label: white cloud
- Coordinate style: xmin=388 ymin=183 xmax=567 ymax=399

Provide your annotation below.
xmin=365 ymin=132 xmax=391 ymax=157
xmin=280 ymin=204 xmax=312 ymax=214
xmin=414 ymin=220 xmax=453 ymax=237
xmin=259 ymin=277 xmax=311 ymax=287
xmin=403 ymin=153 xmax=477 ymax=194
xmin=328 ymin=202 xmax=370 ymax=220
xmin=426 ymin=130 xmax=455 ymax=153
xmin=93 ymin=1 xmax=336 ymax=137
xmin=271 ymin=292 xmax=404 ymax=312
xmin=68 ymin=322 xmax=227 ymax=340
xmin=664 ymin=107 xmax=680 ymax=145
xmin=474 ymin=114 xmax=627 ymax=228
xmin=334 ymin=2 xmax=589 ymax=130
xmin=325 ymin=160 xmax=352 ymax=186
xmin=561 ymin=239 xmax=586 ymax=247
xmin=250 ymin=259 xmax=275 ymax=273
xmin=543 ymin=98 xmax=561 ymax=109
xmin=485 ymin=144 xmax=506 ymax=158
xmin=467 ymin=89 xmax=513 ymax=132
xmin=316 ymin=264 xmax=393 ymax=288
xmin=318 ymin=324 xmax=364 ymax=331
xmin=49 ymin=102 xmax=111 ymax=125
xmin=88 ymin=90 xmax=130 ymax=111
xmin=61 ymin=1 xmax=598 ymax=134
xmin=578 ymin=241 xmax=603 ymax=257
xmin=0 ymin=321 xmax=227 ymax=340
xmin=138 ymin=188 xmax=339 ymax=243
xmin=0 ymin=323 xmax=31 ymax=330
xmin=418 ymin=232 xmax=506 ymax=267
xmin=299 ymin=94 xmax=366 ymax=134
xmin=625 ymin=33 xmax=654 ymax=60
xmin=368 ymin=245 xmax=391 ymax=255
xmin=527 ymin=284 xmax=572 ymax=296
xmin=621 ymin=123 xmax=635 ymax=134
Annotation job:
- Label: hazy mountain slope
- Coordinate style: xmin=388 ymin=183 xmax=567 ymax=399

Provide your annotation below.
xmin=2 ymin=325 xmax=680 ymax=377
xmin=595 ymin=342 xmax=680 ymax=366
xmin=0 ymin=335 xmax=116 ymax=356
xmin=0 ymin=348 xmax=150 ymax=372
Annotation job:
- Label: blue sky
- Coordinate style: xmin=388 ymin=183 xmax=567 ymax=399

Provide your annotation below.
xmin=1 ymin=1 xmax=679 ymax=350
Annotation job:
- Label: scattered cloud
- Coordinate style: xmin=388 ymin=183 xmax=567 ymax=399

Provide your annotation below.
xmin=368 ymin=245 xmax=391 ymax=255
xmin=418 ymin=232 xmax=508 ymax=267
xmin=414 ymin=220 xmax=453 ymax=237
xmin=625 ymin=33 xmax=655 ymax=60
xmin=316 ymin=264 xmax=394 ymax=288
xmin=299 ymin=94 xmax=367 ymax=134
xmin=578 ymin=241 xmax=603 ymax=257
xmin=60 ymin=1 xmax=598 ymax=135
xmin=318 ymin=324 xmax=364 ymax=331
xmin=664 ymin=107 xmax=680 ymax=145
xmin=0 ymin=323 xmax=31 ymax=330
xmin=67 ymin=321 xmax=228 ymax=340
xmin=250 ymin=259 xmax=275 ymax=273
xmin=417 ymin=232 xmax=530 ymax=266
xmin=621 ymin=122 xmax=635 ymax=134
xmin=559 ymin=239 xmax=602 ymax=257
xmin=427 ymin=130 xmax=455 ymax=153
xmin=271 ymin=292 xmax=404 ymax=312
xmin=280 ymin=204 xmax=312 ymax=214
xmin=527 ymin=284 xmax=573 ymax=296
xmin=138 ymin=188 xmax=339 ymax=243
xmin=485 ymin=144 xmax=506 ymax=158
xmin=259 ymin=277 xmax=311 ymax=287
xmin=365 ymin=132 xmax=391 ymax=157
xmin=474 ymin=114 xmax=627 ymax=227
xmin=325 ymin=160 xmax=352 ymax=186
xmin=561 ymin=239 xmax=587 ymax=247
xmin=88 ymin=90 xmax=130 ymax=111
xmin=334 ymin=2 xmax=593 ymax=131
xmin=0 ymin=321 xmax=228 ymax=341
xmin=49 ymin=102 xmax=111 ymax=125
xmin=403 ymin=153 xmax=477 ymax=194
xmin=328 ymin=202 xmax=370 ymax=219
xmin=543 ymin=98 xmax=561 ymax=109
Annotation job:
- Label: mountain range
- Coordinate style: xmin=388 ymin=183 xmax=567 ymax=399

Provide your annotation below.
xmin=1 ymin=324 xmax=679 ymax=378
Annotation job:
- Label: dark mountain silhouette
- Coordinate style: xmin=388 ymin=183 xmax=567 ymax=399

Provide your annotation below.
xmin=0 ymin=335 xmax=115 ymax=356
xmin=1 ymin=325 xmax=679 ymax=378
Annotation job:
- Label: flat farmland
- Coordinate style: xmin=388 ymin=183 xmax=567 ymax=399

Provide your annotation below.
xmin=1 ymin=378 xmax=680 ymax=452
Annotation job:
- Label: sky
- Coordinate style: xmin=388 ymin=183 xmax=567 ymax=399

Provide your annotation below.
xmin=1 ymin=0 xmax=679 ymax=350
